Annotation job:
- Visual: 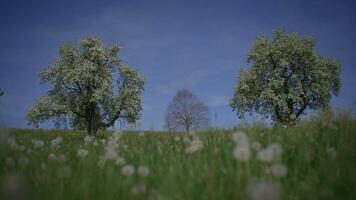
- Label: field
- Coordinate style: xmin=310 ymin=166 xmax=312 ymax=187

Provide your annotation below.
xmin=1 ymin=118 xmax=356 ymax=200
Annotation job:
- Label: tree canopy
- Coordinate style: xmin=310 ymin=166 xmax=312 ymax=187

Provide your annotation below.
xmin=230 ymin=30 xmax=341 ymax=126
xmin=27 ymin=37 xmax=145 ymax=135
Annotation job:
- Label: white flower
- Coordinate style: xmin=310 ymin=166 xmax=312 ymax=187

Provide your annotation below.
xmin=77 ymin=149 xmax=89 ymax=158
xmin=233 ymin=145 xmax=251 ymax=161
xmin=257 ymin=143 xmax=282 ymax=162
xmin=32 ymin=139 xmax=44 ymax=149
xmin=105 ymin=148 xmax=118 ymax=160
xmin=48 ymin=153 xmax=56 ymax=160
xmin=100 ymin=139 xmax=106 ymax=145
xmin=174 ymin=136 xmax=180 ymax=142
xmin=270 ymin=163 xmax=287 ymax=177
xmin=51 ymin=137 xmax=63 ymax=149
xmin=115 ymin=157 xmax=126 ymax=166
xmin=232 ymin=131 xmax=248 ymax=144
xmin=247 ymin=180 xmax=281 ymax=200
xmin=122 ymin=165 xmax=135 ymax=176
xmin=185 ymin=137 xmax=203 ymax=155
xmin=137 ymin=165 xmax=150 ymax=177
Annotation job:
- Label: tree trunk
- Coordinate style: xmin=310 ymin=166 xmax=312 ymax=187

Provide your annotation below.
xmin=85 ymin=102 xmax=98 ymax=136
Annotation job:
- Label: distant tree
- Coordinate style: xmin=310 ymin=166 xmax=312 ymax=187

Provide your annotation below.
xmin=230 ymin=30 xmax=341 ymax=127
xmin=0 ymin=89 xmax=3 ymax=97
xmin=165 ymin=89 xmax=209 ymax=132
xmin=26 ymin=37 xmax=145 ymax=135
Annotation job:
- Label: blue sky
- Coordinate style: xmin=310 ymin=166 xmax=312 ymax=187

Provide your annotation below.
xmin=0 ymin=0 xmax=355 ymax=130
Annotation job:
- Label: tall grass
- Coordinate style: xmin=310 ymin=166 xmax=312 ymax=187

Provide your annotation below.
xmin=0 ymin=115 xmax=355 ymax=199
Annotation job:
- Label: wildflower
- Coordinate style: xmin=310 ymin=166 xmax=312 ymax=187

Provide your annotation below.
xmin=48 ymin=153 xmax=56 ymax=160
xmin=100 ymin=139 xmax=106 ymax=145
xmin=232 ymin=131 xmax=248 ymax=144
xmin=105 ymin=148 xmax=118 ymax=160
xmin=115 ymin=157 xmax=126 ymax=166
xmin=185 ymin=137 xmax=203 ymax=155
xmin=51 ymin=137 xmax=63 ymax=149
xmin=93 ymin=140 xmax=98 ymax=146
xmin=233 ymin=145 xmax=251 ymax=161
xmin=32 ymin=139 xmax=44 ymax=149
xmin=122 ymin=165 xmax=135 ymax=176
xmin=247 ymin=180 xmax=281 ymax=200
xmin=57 ymin=166 xmax=71 ymax=178
xmin=257 ymin=143 xmax=282 ymax=162
xmin=137 ymin=165 xmax=150 ymax=177
xmin=139 ymin=131 xmax=145 ymax=136
xmin=77 ymin=149 xmax=89 ymax=158
xmin=270 ymin=163 xmax=287 ymax=177
xmin=174 ymin=136 xmax=180 ymax=142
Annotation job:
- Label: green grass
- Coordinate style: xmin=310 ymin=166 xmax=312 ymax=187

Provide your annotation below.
xmin=1 ymin=119 xmax=356 ymax=200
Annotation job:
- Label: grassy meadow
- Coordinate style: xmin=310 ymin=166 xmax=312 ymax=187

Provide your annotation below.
xmin=1 ymin=116 xmax=356 ymax=200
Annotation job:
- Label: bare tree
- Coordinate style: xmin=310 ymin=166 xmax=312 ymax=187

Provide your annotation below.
xmin=165 ymin=89 xmax=209 ymax=132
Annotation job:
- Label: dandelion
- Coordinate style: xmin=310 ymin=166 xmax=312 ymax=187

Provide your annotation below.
xmin=115 ymin=157 xmax=126 ymax=166
xmin=51 ymin=137 xmax=63 ymax=149
xmin=137 ymin=165 xmax=150 ymax=177
xmin=270 ymin=163 xmax=287 ymax=177
xmin=233 ymin=145 xmax=251 ymax=161
xmin=32 ymin=139 xmax=44 ymax=149
xmin=122 ymin=165 xmax=135 ymax=176
xmin=48 ymin=153 xmax=56 ymax=160
xmin=247 ymin=180 xmax=281 ymax=200
xmin=232 ymin=131 xmax=248 ymax=144
xmin=257 ymin=143 xmax=282 ymax=162
xmin=100 ymin=139 xmax=106 ymax=145
xmin=93 ymin=140 xmax=98 ymax=146
xmin=57 ymin=166 xmax=71 ymax=178
xmin=185 ymin=137 xmax=203 ymax=155
xmin=41 ymin=163 xmax=47 ymax=171
xmin=77 ymin=149 xmax=89 ymax=158
xmin=174 ymin=136 xmax=180 ymax=142
xmin=26 ymin=148 xmax=32 ymax=155
xmin=105 ymin=148 xmax=118 ymax=160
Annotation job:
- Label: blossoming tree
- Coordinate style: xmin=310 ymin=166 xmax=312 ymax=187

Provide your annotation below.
xmin=230 ymin=31 xmax=341 ymax=126
xmin=27 ymin=37 xmax=145 ymax=135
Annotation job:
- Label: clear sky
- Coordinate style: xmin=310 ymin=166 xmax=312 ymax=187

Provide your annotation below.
xmin=0 ymin=0 xmax=355 ymax=130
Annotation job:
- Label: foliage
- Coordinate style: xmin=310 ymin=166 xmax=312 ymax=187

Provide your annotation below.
xmin=230 ymin=30 xmax=341 ymax=126
xmin=165 ymin=89 xmax=209 ymax=132
xmin=26 ymin=37 xmax=145 ymax=135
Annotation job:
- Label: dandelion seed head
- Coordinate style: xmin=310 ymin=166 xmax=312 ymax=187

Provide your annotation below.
xmin=270 ymin=163 xmax=287 ymax=177
xmin=77 ymin=149 xmax=89 ymax=158
xmin=137 ymin=165 xmax=150 ymax=177
xmin=121 ymin=165 xmax=135 ymax=176
xmin=115 ymin=157 xmax=126 ymax=166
